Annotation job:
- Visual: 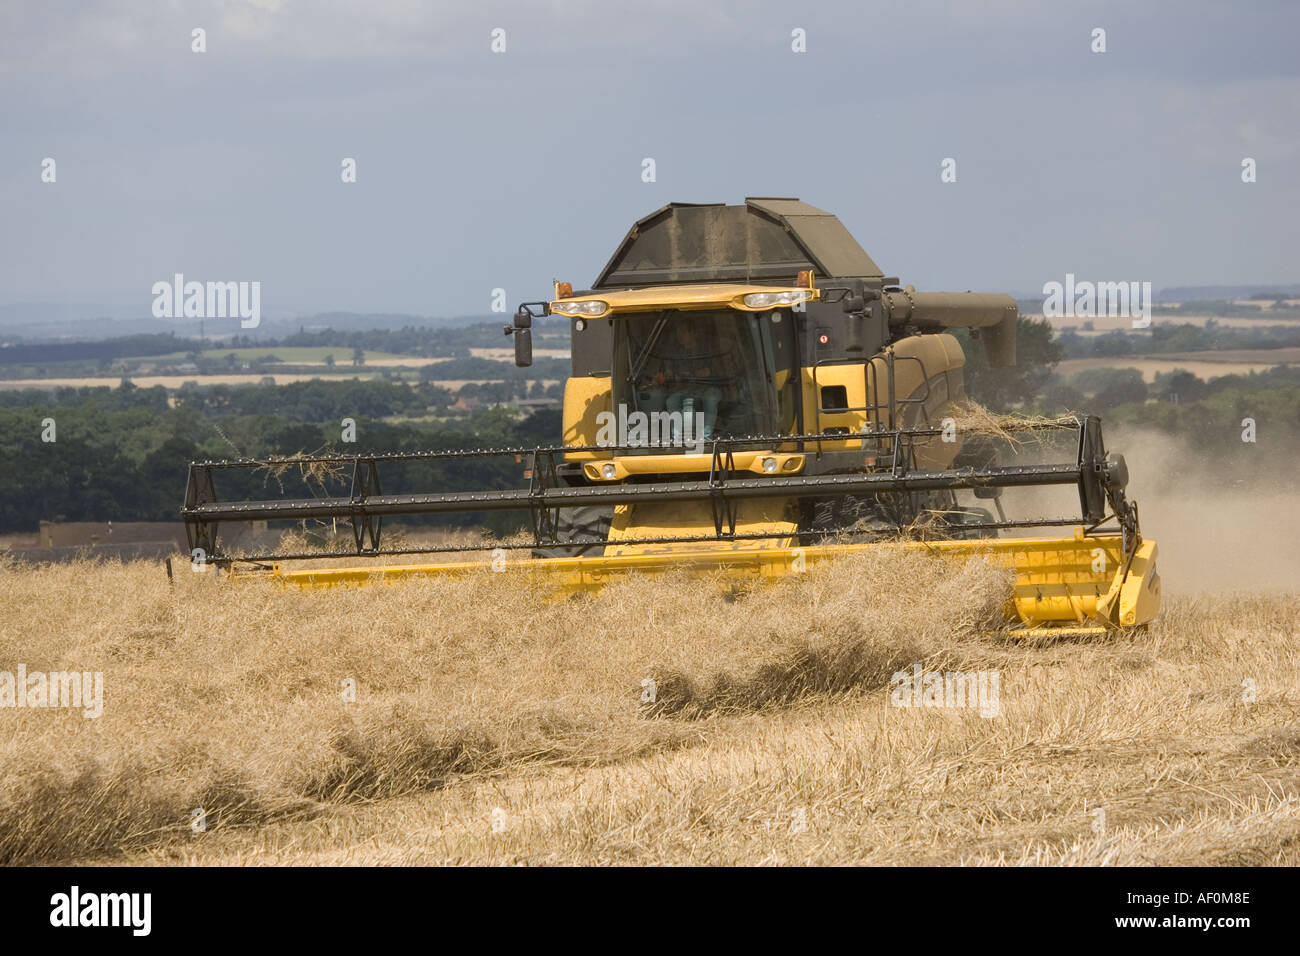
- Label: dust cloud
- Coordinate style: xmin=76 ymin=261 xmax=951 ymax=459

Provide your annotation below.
xmin=1110 ymin=427 xmax=1300 ymax=595
xmin=965 ymin=425 xmax=1298 ymax=595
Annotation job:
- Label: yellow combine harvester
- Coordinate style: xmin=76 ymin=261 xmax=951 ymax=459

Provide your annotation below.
xmin=181 ymin=199 xmax=1160 ymax=634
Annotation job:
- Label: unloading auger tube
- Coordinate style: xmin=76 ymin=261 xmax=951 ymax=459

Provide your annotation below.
xmin=180 ymin=415 xmax=1161 ymax=635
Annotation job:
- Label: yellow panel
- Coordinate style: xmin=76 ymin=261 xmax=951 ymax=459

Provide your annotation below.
xmin=603 ymin=498 xmax=798 ymax=556
xmin=1096 ymin=540 xmax=1161 ymax=628
xmin=562 ymin=376 xmax=611 ymax=461
xmin=553 ymin=283 xmax=819 ymax=314
xmin=802 ymin=364 xmax=869 ymax=452
xmin=801 ymin=333 xmax=968 ymax=464
xmin=580 ymin=451 xmax=803 ymax=481
xmin=258 ymin=530 xmax=1160 ymax=633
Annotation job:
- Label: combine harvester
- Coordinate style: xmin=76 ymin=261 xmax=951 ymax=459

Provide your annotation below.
xmin=181 ymin=199 xmax=1160 ymax=635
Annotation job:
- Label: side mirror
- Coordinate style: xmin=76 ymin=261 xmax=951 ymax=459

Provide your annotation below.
xmin=513 ymin=327 xmax=533 ymax=368
xmin=504 ymin=303 xmax=545 ymax=367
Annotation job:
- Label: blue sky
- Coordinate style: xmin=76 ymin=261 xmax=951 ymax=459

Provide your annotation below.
xmin=2 ymin=0 xmax=1297 ymax=322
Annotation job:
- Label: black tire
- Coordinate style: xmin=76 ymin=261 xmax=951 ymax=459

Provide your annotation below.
xmin=530 ymin=505 xmax=614 ymax=558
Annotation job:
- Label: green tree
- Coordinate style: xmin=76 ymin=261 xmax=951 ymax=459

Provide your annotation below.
xmin=1152 ymin=368 xmax=1207 ymax=404
xmin=1069 ymin=367 xmax=1148 ymax=411
xmin=955 ymin=316 xmax=1063 ymax=411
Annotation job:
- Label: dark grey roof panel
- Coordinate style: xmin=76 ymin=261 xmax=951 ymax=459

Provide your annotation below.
xmin=592 ymin=199 xmax=884 ymax=289
xmin=745 ymin=198 xmax=883 ymax=279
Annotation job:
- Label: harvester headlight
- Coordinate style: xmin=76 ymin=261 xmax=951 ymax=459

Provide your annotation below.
xmin=601 ymin=463 xmax=618 ymax=479
xmin=741 ymin=290 xmax=812 ymax=309
xmin=761 ymin=457 xmax=778 ymax=473
xmin=551 ymin=299 xmax=609 ymax=318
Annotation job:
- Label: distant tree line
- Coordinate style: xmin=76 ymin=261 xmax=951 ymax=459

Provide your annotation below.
xmin=1058 ymin=323 xmax=1300 ymax=359
xmin=0 ymin=332 xmax=203 ymax=365
xmin=417 ymin=356 xmax=571 ymax=382
xmin=0 ymin=381 xmax=560 ymax=533
xmin=0 ymin=320 xmax=571 ymax=370
xmin=1040 ymin=364 xmax=1300 ymax=415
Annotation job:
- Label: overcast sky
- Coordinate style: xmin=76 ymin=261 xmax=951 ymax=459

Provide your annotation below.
xmin=2 ymin=0 xmax=1297 ymax=323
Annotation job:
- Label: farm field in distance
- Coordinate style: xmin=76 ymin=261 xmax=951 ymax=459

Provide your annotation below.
xmin=123 ymin=347 xmax=433 ymax=366
xmin=1051 ymin=311 xmax=1300 ymax=333
xmin=1057 ymin=356 xmax=1288 ymax=383
xmin=0 ymin=373 xmax=386 ymax=390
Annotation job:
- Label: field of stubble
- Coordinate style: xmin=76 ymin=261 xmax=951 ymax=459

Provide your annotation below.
xmin=1 ymin=535 xmax=1297 ymax=866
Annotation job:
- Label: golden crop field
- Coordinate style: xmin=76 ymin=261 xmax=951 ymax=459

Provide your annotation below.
xmin=2 ymin=434 xmax=1298 ymax=865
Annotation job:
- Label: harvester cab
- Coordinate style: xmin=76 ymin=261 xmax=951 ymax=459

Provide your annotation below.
xmin=185 ymin=198 xmax=1160 ymax=635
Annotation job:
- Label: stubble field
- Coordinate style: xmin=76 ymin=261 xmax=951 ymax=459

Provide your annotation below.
xmin=1 ymin=544 xmax=1297 ymax=865
xmin=2 ymin=429 xmax=1297 ymax=866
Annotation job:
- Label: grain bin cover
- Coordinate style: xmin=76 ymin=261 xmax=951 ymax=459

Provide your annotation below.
xmin=591 ymin=198 xmax=883 ymax=289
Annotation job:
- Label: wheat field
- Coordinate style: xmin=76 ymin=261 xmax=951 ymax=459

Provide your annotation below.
xmin=1 ymin=535 xmax=1297 ymax=866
